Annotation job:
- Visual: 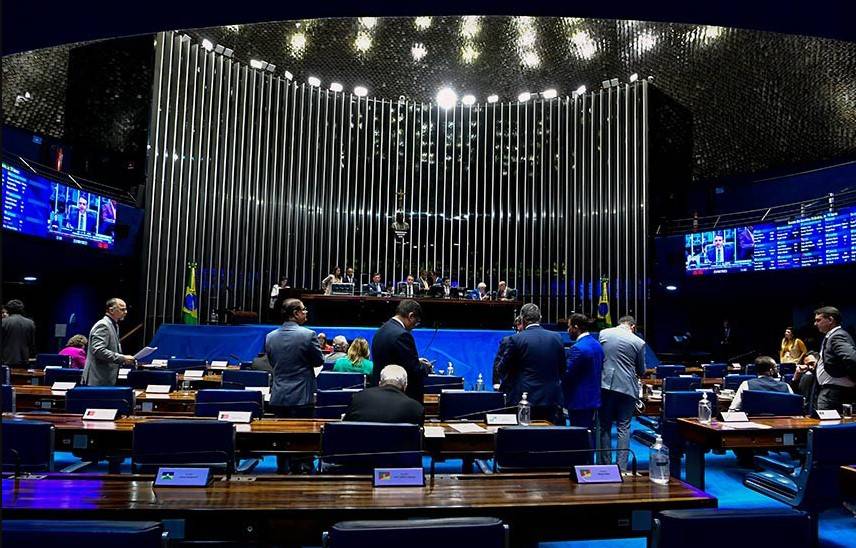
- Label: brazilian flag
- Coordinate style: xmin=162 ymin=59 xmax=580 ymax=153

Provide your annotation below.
xmin=182 ymin=262 xmax=198 ymax=325
xmin=597 ymin=276 xmax=612 ymax=328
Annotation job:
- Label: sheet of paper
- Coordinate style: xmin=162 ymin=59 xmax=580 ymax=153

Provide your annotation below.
xmin=448 ymin=423 xmax=487 ymax=433
xmin=134 ymin=346 xmax=157 ymax=361
xmin=423 ymin=426 xmax=446 ymax=438
xmin=720 ymin=421 xmax=772 ymax=430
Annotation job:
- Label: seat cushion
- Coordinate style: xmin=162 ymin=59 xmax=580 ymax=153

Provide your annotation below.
xmin=329 ymin=517 xmax=505 ymax=548
xmin=744 ymin=470 xmax=799 ymax=498
xmin=3 ymin=520 xmax=163 ymax=548
xmin=653 ymin=509 xmax=810 ymax=548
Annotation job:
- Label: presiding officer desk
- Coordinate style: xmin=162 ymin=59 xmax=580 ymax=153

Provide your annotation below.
xmin=1 ymin=472 xmax=716 ymax=545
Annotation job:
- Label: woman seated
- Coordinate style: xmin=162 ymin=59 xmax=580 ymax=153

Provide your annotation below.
xmin=58 ymin=334 xmax=88 ymax=369
xmin=333 ymin=337 xmax=373 ymax=375
xmin=779 ymin=326 xmax=806 ymax=364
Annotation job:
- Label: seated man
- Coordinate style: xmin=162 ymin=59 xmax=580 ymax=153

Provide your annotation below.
xmin=728 ymin=355 xmax=793 ymax=411
xmin=399 ymin=275 xmax=419 ymax=298
xmin=497 ymin=280 xmax=517 ymax=301
xmin=365 ymin=273 xmax=386 ymax=296
xmin=343 ymin=364 xmax=424 ymax=424
xmin=476 ymin=282 xmax=489 ymax=301
xmin=324 ymin=336 xmax=349 ymax=365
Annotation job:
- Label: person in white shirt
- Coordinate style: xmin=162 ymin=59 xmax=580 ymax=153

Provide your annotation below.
xmin=728 ymin=355 xmax=793 ymax=411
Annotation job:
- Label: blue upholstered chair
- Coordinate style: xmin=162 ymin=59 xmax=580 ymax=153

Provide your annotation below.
xmin=319 ymin=422 xmax=422 ymax=473
xmin=317 ymin=371 xmax=365 ymax=391
xmin=132 ymin=419 xmax=235 ymax=473
xmin=662 ymin=376 xmax=701 ymax=392
xmin=702 ymin=363 xmax=727 ymax=378
xmin=323 ymin=517 xmax=508 ymax=548
xmin=315 ymin=389 xmax=360 ymax=419
xmin=493 ymin=426 xmax=591 ymax=472
xmin=778 ymin=362 xmax=796 ymax=376
xmin=2 ymin=384 xmax=15 ymax=413
xmin=35 ymin=353 xmax=72 ymax=368
xmin=2 ymin=419 xmax=54 ymax=473
xmin=43 ymin=367 xmax=83 ymax=386
xmin=655 ymin=365 xmax=686 ymax=379
xmin=126 ymin=370 xmax=178 ymax=391
xmin=66 ymin=386 xmax=136 ymax=416
xmin=195 ymin=389 xmax=264 ymax=419
xmin=740 ymin=390 xmax=804 ymax=416
xmin=438 ymin=390 xmax=506 ymax=421
xmin=651 ymin=509 xmax=811 ymax=548
xmin=166 ymin=358 xmax=207 ymax=371
xmin=724 ymin=374 xmax=755 ymax=390
xmin=2 ymin=520 xmax=165 ymax=548
xmin=661 ymin=391 xmax=718 ymax=476
xmin=743 ymin=363 xmax=757 ymax=375
xmin=423 ymin=374 xmax=465 ymax=394
xmin=222 ymin=369 xmax=270 ymax=388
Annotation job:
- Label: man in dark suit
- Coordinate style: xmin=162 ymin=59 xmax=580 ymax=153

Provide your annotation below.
xmin=705 ymin=233 xmax=735 ymax=264
xmin=365 ymin=273 xmax=385 ymax=296
xmin=493 ymin=303 xmax=564 ymax=423
xmin=492 ymin=315 xmax=523 ymax=391
xmin=563 ymin=313 xmax=604 ymax=429
xmin=497 ymin=280 xmax=518 ymax=301
xmin=342 ymin=267 xmax=356 ymax=285
xmin=82 ymin=298 xmax=135 ymax=386
xmin=344 ymin=365 xmax=424 ymax=424
xmin=65 ymin=195 xmax=97 ymax=233
xmin=1 ymin=299 xmax=36 ymax=367
xmin=369 ymin=300 xmax=425 ymax=403
xmin=813 ymin=306 xmax=856 ymax=411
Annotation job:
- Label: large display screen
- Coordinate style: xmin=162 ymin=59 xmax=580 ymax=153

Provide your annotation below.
xmin=685 ymin=206 xmax=856 ymax=275
xmin=2 ymin=162 xmax=118 ymax=250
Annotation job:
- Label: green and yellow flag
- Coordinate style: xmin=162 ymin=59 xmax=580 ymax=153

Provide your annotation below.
xmin=597 ymin=276 xmax=612 ymax=328
xmin=182 ymin=262 xmax=198 ymax=324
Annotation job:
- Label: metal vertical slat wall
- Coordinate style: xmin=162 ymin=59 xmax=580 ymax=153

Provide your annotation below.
xmin=143 ymin=32 xmax=650 ymax=338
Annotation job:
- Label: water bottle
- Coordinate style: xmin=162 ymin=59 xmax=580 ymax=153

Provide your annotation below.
xmin=649 ymin=435 xmax=670 ymax=485
xmin=517 ymin=392 xmax=531 ymax=426
xmin=698 ymin=392 xmax=712 ymax=424
xmin=474 ymin=373 xmax=485 ymax=392
xmin=637 ymin=379 xmax=644 ymax=399
xmin=447 ymin=362 xmax=454 ymax=376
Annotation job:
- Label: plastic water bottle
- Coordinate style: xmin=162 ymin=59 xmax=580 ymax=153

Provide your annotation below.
xmin=649 ymin=435 xmax=670 ymax=485
xmin=475 ymin=373 xmax=485 ymax=392
xmin=447 ymin=362 xmax=455 ymax=376
xmin=517 ymin=392 xmax=531 ymax=426
xmin=637 ymin=379 xmax=644 ymax=399
xmin=698 ymin=392 xmax=713 ymax=424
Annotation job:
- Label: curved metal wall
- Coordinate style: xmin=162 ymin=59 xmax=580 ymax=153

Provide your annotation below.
xmin=143 ymin=31 xmax=648 ymax=336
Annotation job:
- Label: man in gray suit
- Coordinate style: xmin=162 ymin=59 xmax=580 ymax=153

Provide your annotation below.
xmin=82 ymin=298 xmax=135 ymax=386
xmin=598 ymin=315 xmax=646 ymax=472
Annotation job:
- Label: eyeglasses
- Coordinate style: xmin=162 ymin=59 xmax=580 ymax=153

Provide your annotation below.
xmin=298 ymin=307 xmax=309 ymax=312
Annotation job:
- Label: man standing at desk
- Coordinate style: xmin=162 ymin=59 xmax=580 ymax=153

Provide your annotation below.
xmin=813 ymin=306 xmax=856 ymax=411
xmin=598 ymin=315 xmax=646 ymax=472
xmin=564 ymin=313 xmax=604 ymax=430
xmin=1 ymin=299 xmax=36 ymax=367
xmin=370 ymin=300 xmax=424 ymax=403
xmin=82 ymin=298 xmax=135 ymax=386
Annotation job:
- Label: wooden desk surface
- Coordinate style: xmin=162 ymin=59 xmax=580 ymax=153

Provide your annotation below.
xmin=645 ymin=378 xmax=722 ymax=388
xmin=678 ymin=416 xmax=856 ymax=449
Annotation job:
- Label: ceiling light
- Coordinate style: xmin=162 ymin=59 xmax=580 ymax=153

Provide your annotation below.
xmin=354 ymin=86 xmax=368 ymax=97
xmin=359 ymin=17 xmax=378 ymax=29
xmin=636 ymin=31 xmax=658 ymax=53
xmin=575 ymin=85 xmax=587 ymax=95
xmin=330 ymin=82 xmax=343 ymax=92
xmin=355 ymin=32 xmax=372 ymax=53
xmin=414 ymin=16 xmax=432 ymax=30
xmin=436 ymin=87 xmax=458 ymax=110
xmin=214 ymin=44 xmax=225 ymax=54
xmin=487 ymin=94 xmax=499 ymax=103
xmin=23 ymin=276 xmax=37 ymax=282
xmin=284 ymin=71 xmax=293 ymax=80
xmin=411 ymin=43 xmax=427 ymax=61
xmin=461 ymin=44 xmax=480 ymax=64
xmin=570 ymin=31 xmax=597 ymax=60
xmin=249 ymin=59 xmax=266 ymax=70
xmin=521 ymin=51 xmax=540 ymax=68
xmin=542 ymin=89 xmax=557 ymax=99
xmin=290 ymin=33 xmax=307 ymax=55
xmin=308 ymin=76 xmax=321 ymax=87
xmin=462 ymin=94 xmax=476 ymax=106
xmin=460 ymin=16 xmax=481 ymax=39
xmin=225 ymin=25 xmax=240 ymax=33
xmin=629 ymin=73 xmax=639 ymax=82
xmin=201 ymin=39 xmax=214 ymax=51
xmin=518 ymin=92 xmax=531 ymax=102
xmin=665 ymin=285 xmax=677 ymax=291
xmin=223 ymin=48 xmax=234 ymax=58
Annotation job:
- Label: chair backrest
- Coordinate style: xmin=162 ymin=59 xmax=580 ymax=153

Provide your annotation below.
xmin=166 ymin=358 xmax=207 ymax=371
xmin=320 ymin=422 xmax=422 ymax=472
xmin=35 ymin=353 xmax=72 ymax=369
xmin=661 ymin=391 xmax=718 ymax=450
xmin=195 ymin=389 xmax=264 ymax=418
xmin=315 ymin=389 xmax=360 ymax=419
xmin=325 ymin=517 xmax=507 ymax=548
xmin=777 ymin=363 xmax=796 ymax=376
xmin=66 ymin=386 xmax=136 ymax=416
xmin=0 ymin=364 xmax=10 ymax=384
xmin=655 ymin=365 xmax=686 ymax=379
xmin=222 ymin=369 xmax=270 ymax=388
xmin=2 ymin=520 xmax=165 ymax=548
xmin=2 ymin=384 xmax=15 ymax=413
xmin=126 ymin=370 xmax=178 ymax=391
xmin=423 ymin=374 xmax=465 ymax=394
xmin=795 ymin=423 xmax=856 ymax=512
xmin=2 ymin=419 xmax=54 ymax=472
xmin=494 ymin=426 xmax=591 ymax=471
xmin=652 ymin=508 xmax=811 ymax=548
xmin=740 ymin=390 xmax=804 ymax=416
xmin=702 ymin=363 xmax=727 ymax=378
xmin=317 ymin=371 xmax=365 ymax=391
xmin=724 ymin=374 xmax=755 ymax=390
xmin=662 ymin=376 xmax=701 ymax=392
xmin=438 ymin=391 xmax=507 ymax=421
xmin=132 ymin=419 xmax=235 ymax=473
xmin=43 ymin=367 xmax=83 ymax=386
xmin=743 ymin=364 xmax=757 ymax=375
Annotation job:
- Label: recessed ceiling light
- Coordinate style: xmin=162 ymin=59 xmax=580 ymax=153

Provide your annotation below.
xmin=461 ymin=94 xmax=476 ymax=106
xmin=542 ymin=89 xmax=558 ymax=99
xmin=307 ymin=76 xmax=321 ymax=87
xmin=575 ymin=85 xmax=587 ymax=95
xmin=436 ymin=87 xmax=458 ymax=110
xmin=487 ymin=94 xmax=499 ymax=103
xmin=330 ymin=82 xmax=343 ymax=92
xmin=517 ymin=92 xmax=532 ymax=102
xmin=354 ymin=86 xmax=368 ymax=97
xmin=201 ymin=39 xmax=214 ymax=51
xmin=23 ymin=276 xmax=37 ymax=282
xmin=665 ymin=285 xmax=677 ymax=291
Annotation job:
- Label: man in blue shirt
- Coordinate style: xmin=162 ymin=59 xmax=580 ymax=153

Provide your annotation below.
xmin=729 ymin=355 xmax=793 ymax=411
xmin=563 ymin=313 xmax=604 ymax=430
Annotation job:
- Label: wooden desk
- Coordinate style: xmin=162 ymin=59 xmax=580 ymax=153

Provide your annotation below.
xmin=644 ymin=378 xmax=722 ymax=388
xmin=842 ymin=465 xmax=856 ymax=500
xmin=11 ymin=386 xmax=196 ymax=415
xmin=0 ymin=473 xmax=716 ymax=545
xmin=10 ymin=368 xmax=231 ymax=388
xmin=639 ymin=393 xmax=732 ymax=417
xmin=677 ymin=416 xmax=856 ymax=489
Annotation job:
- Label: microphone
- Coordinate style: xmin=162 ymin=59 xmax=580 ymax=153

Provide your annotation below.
xmin=498 ymin=447 xmax=639 ymax=477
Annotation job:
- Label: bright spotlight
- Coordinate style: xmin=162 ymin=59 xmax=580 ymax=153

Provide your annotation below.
xmin=629 ymin=73 xmax=639 ymax=82
xmin=284 ymin=71 xmax=294 ymax=80
xmin=461 ymin=94 xmax=476 ymax=106
xmin=414 ymin=16 xmax=432 ymax=30
xmin=665 ymin=285 xmax=678 ymax=291
xmin=201 ymin=39 xmax=214 ymax=51
xmin=250 ymin=59 xmax=265 ymax=70
xmin=517 ymin=92 xmax=531 ymax=102
xmin=359 ymin=17 xmax=378 ymax=29
xmin=487 ymin=94 xmax=499 ymax=103
xmin=330 ymin=82 xmax=343 ymax=92
xmin=354 ymin=86 xmax=368 ymax=97
xmin=575 ymin=85 xmax=587 ymax=95
xmin=436 ymin=87 xmax=458 ymax=110
xmin=308 ymin=76 xmax=321 ymax=87
xmin=542 ymin=89 xmax=558 ymax=99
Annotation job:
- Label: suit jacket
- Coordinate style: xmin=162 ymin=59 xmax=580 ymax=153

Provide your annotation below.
xmin=365 ymin=282 xmax=385 ymax=296
xmin=492 ymin=334 xmax=515 ymax=390
xmin=820 ymin=327 xmax=856 ymax=381
xmin=369 ymin=319 xmax=425 ymax=403
xmin=266 ymin=322 xmax=324 ymax=407
xmin=1 ymin=314 xmax=36 ymax=367
xmin=494 ymin=325 xmax=564 ymax=408
xmin=343 ymin=385 xmax=424 ymax=424
xmin=498 ymin=287 xmax=518 ymax=300
xmin=563 ymin=333 xmax=605 ymax=411
xmin=342 ymin=274 xmax=355 ymax=284
xmin=66 ymin=209 xmax=97 ymax=232
xmin=399 ymin=282 xmax=418 ymax=297
xmin=82 ymin=316 xmax=124 ymax=386
xmin=599 ymin=326 xmax=646 ymax=399
xmin=705 ymin=244 xmax=735 ymax=263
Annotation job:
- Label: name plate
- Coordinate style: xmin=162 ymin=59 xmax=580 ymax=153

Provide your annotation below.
xmin=146 ymin=384 xmax=172 ymax=394
xmin=244 ymin=386 xmax=271 ymax=396
xmin=83 ymin=408 xmax=118 ymax=421
xmin=51 ymin=381 xmax=77 ymax=391
xmin=485 ymin=413 xmax=518 ymax=426
xmin=118 ymin=368 xmax=131 ymax=379
xmin=218 ymin=410 xmax=252 ymax=423
xmin=149 ymin=359 xmax=168 ymax=367
xmin=183 ymin=370 xmax=205 ymax=379
xmin=720 ymin=411 xmax=748 ymax=422
xmin=816 ymin=409 xmax=841 ymax=420
xmin=154 ymin=467 xmax=211 ymax=487
xmin=572 ymin=464 xmax=623 ymax=484
xmin=209 ymin=361 xmax=229 ymax=369
xmin=373 ymin=467 xmax=425 ymax=487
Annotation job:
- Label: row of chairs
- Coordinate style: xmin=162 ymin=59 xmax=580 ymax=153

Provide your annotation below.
xmin=659 ymin=374 xmax=796 ymax=392
xmin=655 ymin=363 xmax=798 ymax=379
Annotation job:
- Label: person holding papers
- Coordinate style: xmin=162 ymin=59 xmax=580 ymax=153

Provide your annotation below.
xmin=82 ymin=298 xmax=136 ymax=386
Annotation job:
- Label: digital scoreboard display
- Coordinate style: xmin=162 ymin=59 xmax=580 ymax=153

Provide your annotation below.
xmin=685 ymin=206 xmax=856 ymax=275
